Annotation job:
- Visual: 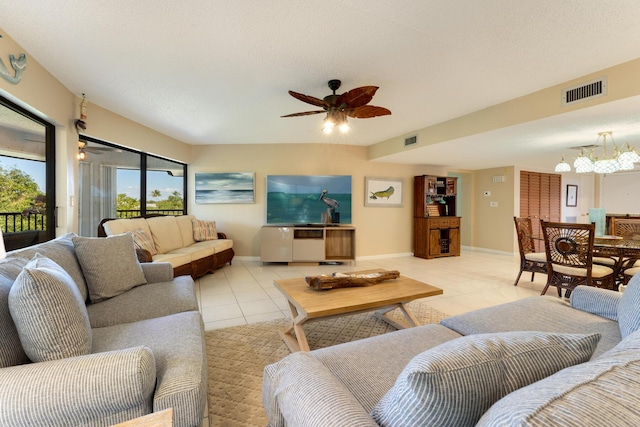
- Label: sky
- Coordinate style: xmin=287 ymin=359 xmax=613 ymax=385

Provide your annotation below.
xmin=0 ymin=156 xmax=182 ymax=199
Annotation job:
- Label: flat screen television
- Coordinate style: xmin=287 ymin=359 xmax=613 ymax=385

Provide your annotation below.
xmin=266 ymin=175 xmax=352 ymax=225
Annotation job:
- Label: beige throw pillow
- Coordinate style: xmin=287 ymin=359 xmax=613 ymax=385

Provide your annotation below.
xmin=131 ymin=228 xmax=157 ymax=255
xmin=192 ymin=219 xmax=218 ymax=241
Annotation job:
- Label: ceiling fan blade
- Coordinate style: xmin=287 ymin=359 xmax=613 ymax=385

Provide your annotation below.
xmin=288 ymin=91 xmax=328 ymax=108
xmin=345 ymin=105 xmax=391 ymax=119
xmin=281 ymin=110 xmax=326 ymax=118
xmin=337 ymin=86 xmax=379 ymax=108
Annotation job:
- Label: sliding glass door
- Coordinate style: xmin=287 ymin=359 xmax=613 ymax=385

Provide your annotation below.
xmin=78 ymin=137 xmax=186 ymax=236
xmin=0 ymin=95 xmax=55 ymax=250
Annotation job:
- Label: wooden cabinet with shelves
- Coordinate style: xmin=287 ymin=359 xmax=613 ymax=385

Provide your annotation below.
xmin=261 ymin=225 xmax=355 ymax=264
xmin=413 ymin=175 xmax=460 ymax=259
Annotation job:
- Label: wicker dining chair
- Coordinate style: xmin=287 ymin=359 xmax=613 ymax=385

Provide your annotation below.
xmin=540 ymin=221 xmax=616 ymax=297
xmin=513 ymin=217 xmax=547 ymax=286
xmin=612 ymin=217 xmax=640 ymax=280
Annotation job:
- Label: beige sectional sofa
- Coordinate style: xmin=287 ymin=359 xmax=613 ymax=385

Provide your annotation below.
xmin=100 ymin=214 xmax=234 ymax=278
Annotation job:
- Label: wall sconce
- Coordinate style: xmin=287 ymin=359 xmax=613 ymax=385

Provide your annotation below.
xmin=77 ymin=141 xmax=87 ymax=161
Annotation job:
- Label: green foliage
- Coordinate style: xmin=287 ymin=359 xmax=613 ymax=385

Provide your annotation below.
xmin=0 ymin=165 xmax=44 ymax=213
xmin=117 ymin=193 xmax=140 ymax=211
xmin=155 ymin=191 xmax=183 ymax=210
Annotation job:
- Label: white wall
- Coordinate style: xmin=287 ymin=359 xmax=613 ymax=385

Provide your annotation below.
xmin=601 ymin=172 xmax=640 ymax=214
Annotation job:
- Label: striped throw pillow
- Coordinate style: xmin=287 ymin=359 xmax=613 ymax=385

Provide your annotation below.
xmin=477 ymin=328 xmax=640 ymax=426
xmin=371 ymin=331 xmax=601 ymax=427
xmin=192 ymin=219 xmax=218 ymax=241
xmin=8 ymin=254 xmax=92 ymax=362
xmin=131 ymin=228 xmax=157 ymax=255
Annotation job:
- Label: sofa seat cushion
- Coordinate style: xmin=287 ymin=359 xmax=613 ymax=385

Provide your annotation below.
xmin=9 ymin=254 xmax=92 ymax=363
xmin=441 ymin=296 xmax=621 ymax=358
xmin=311 ymin=324 xmax=462 ymax=413
xmin=477 ymin=328 xmax=640 ymax=427
xmin=73 ymin=234 xmax=147 ymax=303
xmin=91 ymin=311 xmax=206 ymax=427
xmin=263 ymin=324 xmax=462 ymax=427
xmin=371 ymin=331 xmax=600 ymax=427
xmin=172 ymin=245 xmax=215 ymax=261
xmin=146 ymin=216 xmax=183 ymax=254
xmin=87 ymin=275 xmax=198 ymax=328
xmin=103 ymin=217 xmax=152 ymax=240
xmin=152 ymin=252 xmax=192 ymax=269
xmin=192 ymin=239 xmax=234 ymax=254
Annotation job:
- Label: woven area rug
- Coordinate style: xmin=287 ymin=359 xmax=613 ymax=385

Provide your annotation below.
xmin=205 ymin=301 xmax=449 ymax=427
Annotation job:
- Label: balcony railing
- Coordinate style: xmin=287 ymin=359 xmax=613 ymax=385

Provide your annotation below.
xmin=0 ymin=212 xmax=46 ymax=233
xmin=116 ymin=209 xmax=186 ymax=218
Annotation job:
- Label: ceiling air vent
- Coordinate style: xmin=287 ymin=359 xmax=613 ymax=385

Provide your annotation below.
xmin=404 ymin=135 xmax=417 ymax=147
xmin=562 ymin=77 xmax=607 ymax=106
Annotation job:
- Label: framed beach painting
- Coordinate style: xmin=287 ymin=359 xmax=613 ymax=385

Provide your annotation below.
xmin=365 ymin=177 xmax=404 ymax=207
xmin=195 ymin=172 xmax=255 ymax=204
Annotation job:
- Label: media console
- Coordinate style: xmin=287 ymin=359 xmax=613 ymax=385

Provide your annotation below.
xmin=260 ymin=225 xmax=356 ymax=264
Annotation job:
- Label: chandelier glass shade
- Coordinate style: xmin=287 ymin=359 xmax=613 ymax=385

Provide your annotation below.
xmin=556 ymin=131 xmax=639 ymax=174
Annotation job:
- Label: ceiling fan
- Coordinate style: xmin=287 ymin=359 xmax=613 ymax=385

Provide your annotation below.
xmin=281 ymin=79 xmax=391 ymax=133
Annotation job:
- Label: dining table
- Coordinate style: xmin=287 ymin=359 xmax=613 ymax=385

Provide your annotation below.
xmin=592 ymin=235 xmax=640 ymax=282
xmin=532 ymin=234 xmax=640 ymax=287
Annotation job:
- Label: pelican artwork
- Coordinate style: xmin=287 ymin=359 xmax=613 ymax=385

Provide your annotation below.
xmin=369 ymin=186 xmax=394 ymax=200
xmin=319 ymin=189 xmax=339 ymax=208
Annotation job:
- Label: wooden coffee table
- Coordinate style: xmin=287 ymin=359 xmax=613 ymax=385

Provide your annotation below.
xmin=273 ymin=270 xmax=443 ymax=352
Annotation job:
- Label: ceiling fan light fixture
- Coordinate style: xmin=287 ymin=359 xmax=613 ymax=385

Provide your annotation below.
xmin=77 ymin=147 xmax=86 ymax=161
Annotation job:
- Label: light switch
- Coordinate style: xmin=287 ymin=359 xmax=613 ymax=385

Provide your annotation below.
xmin=490 ymin=201 xmax=498 ymax=208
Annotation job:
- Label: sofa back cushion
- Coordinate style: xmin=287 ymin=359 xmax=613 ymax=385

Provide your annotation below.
xmin=618 ymin=272 xmax=640 ymax=338
xmin=146 ymin=216 xmax=183 ymax=254
xmin=103 ymin=217 xmax=152 ymax=238
xmin=0 ymin=268 xmax=30 ymax=368
xmin=2 ymin=233 xmax=89 ymax=302
xmin=371 ymin=331 xmax=600 ymax=427
xmin=176 ymin=215 xmax=196 ymax=247
xmin=477 ymin=328 xmax=640 ymax=426
xmin=8 ymin=254 xmax=92 ymax=363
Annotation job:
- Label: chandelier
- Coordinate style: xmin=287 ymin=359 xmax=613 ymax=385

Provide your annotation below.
xmin=555 ymin=131 xmax=640 ymax=174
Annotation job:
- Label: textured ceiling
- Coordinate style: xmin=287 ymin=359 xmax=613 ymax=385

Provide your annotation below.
xmin=2 ymin=1 xmax=640 ymax=170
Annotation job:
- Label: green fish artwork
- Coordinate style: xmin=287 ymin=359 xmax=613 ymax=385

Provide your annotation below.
xmin=369 ymin=186 xmax=395 ymax=200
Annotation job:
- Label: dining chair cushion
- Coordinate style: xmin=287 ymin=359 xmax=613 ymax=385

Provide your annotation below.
xmin=552 ymin=263 xmax=613 ymax=278
xmin=524 ymin=252 xmax=546 ymax=263
xmin=624 ymin=267 xmax=640 ymax=278
xmin=592 ymin=256 xmax=618 ymax=266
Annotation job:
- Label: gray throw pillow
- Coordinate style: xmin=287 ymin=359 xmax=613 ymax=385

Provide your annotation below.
xmin=371 ymin=331 xmax=601 ymax=427
xmin=8 ymin=254 xmax=92 ymax=362
xmin=72 ymin=233 xmax=147 ymax=303
xmin=618 ymin=272 xmax=640 ymax=338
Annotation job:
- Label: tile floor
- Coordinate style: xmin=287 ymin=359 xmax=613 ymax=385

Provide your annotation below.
xmin=195 ymin=249 xmax=550 ymax=330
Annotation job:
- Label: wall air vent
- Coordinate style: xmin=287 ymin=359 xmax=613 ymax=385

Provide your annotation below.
xmin=404 ymin=135 xmax=417 ymax=147
xmin=562 ymin=77 xmax=607 ymax=106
